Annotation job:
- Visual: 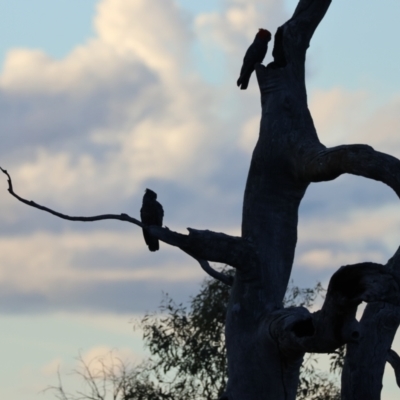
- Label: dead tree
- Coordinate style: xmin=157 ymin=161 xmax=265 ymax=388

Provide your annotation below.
xmin=2 ymin=0 xmax=400 ymax=398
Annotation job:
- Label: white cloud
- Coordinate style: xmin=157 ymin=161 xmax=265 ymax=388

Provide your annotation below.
xmin=300 ymin=203 xmax=400 ymax=245
xmin=1 ymin=0 xmax=400 ymax=316
xmin=310 ymin=87 xmax=400 ymax=159
xmin=38 ymin=345 xmax=145 ymax=399
xmin=94 ymin=0 xmax=193 ymax=78
xmin=309 ymin=87 xmax=370 ymax=146
xmin=0 ymin=0 xmax=293 ymax=214
xmin=296 ymin=203 xmax=400 ymax=271
xmin=239 ymin=115 xmax=260 ymax=153
xmin=298 ymin=248 xmax=384 ymax=271
xmin=40 ymin=358 xmax=63 ymax=378
xmin=0 ymin=0 xmax=231 ymax=210
xmin=0 ymin=230 xmax=204 ymax=295
xmin=80 ymin=345 xmax=143 ymax=371
xmin=196 ymin=0 xmax=286 ymax=54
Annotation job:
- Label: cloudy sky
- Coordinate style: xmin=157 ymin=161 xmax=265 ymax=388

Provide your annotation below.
xmin=1 ymin=0 xmax=400 ymax=398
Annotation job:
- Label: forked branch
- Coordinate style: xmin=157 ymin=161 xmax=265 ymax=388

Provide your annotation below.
xmin=1 ymin=167 xmax=254 ymax=270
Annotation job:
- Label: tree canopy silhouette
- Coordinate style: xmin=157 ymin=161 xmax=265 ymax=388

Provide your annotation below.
xmin=48 ymin=273 xmax=341 ymax=400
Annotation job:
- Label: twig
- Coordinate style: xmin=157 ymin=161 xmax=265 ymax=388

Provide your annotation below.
xmin=197 ymin=258 xmax=234 ymax=286
xmin=183 ymin=249 xmax=234 ymax=286
xmin=0 ymin=166 xmax=143 ymax=227
xmin=1 ymin=167 xmax=248 ymax=269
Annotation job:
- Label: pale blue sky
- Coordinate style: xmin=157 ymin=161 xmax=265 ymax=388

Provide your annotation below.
xmin=1 ymin=0 xmax=399 ymax=93
xmin=0 ymin=1 xmax=97 ymax=65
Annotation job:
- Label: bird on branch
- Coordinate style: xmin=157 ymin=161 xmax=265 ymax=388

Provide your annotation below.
xmin=140 ymin=189 xmax=164 ymax=252
xmin=237 ymin=28 xmax=271 ymax=90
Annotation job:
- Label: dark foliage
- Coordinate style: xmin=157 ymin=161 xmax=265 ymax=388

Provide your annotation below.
xmin=49 ymin=270 xmax=343 ymax=400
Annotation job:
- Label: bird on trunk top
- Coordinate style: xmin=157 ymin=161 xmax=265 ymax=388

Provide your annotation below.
xmin=237 ymin=28 xmax=271 ymax=90
xmin=140 ymin=189 xmax=164 ymax=252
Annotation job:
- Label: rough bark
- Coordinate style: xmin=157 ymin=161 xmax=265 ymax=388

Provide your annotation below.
xmin=225 ymin=1 xmax=333 ymax=398
xmin=225 ymin=0 xmax=400 ymax=398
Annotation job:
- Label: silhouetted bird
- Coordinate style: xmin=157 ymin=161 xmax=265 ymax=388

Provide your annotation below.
xmin=237 ymin=28 xmax=271 ymax=90
xmin=140 ymin=189 xmax=164 ymax=252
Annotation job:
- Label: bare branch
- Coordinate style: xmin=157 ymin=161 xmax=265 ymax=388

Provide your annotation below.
xmin=197 ymin=259 xmax=234 ymax=286
xmin=183 ymin=250 xmax=234 ymax=286
xmin=42 ymin=368 xmax=70 ymax=400
xmin=286 ymin=0 xmax=332 ymax=51
xmin=1 ymin=167 xmax=254 ymax=269
xmin=267 ymin=262 xmax=400 ymax=355
xmin=301 ymin=145 xmax=400 ymax=198
xmin=387 ymin=349 xmax=400 ymax=388
xmin=326 ymin=262 xmax=400 ymax=306
xmin=0 ymin=166 xmax=143 ymax=226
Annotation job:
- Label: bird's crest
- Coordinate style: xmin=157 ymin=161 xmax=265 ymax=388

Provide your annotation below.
xmin=257 ymin=28 xmax=271 ymax=40
xmin=145 ymin=188 xmax=157 ymax=199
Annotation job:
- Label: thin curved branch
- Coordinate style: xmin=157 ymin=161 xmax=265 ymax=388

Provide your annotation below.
xmin=387 ymin=349 xmax=400 ymax=388
xmin=183 ymin=249 xmax=234 ymax=287
xmin=301 ymin=144 xmax=400 ymax=198
xmin=1 ymin=167 xmax=254 ymax=269
xmin=0 ymin=166 xmax=143 ymax=226
xmin=197 ymin=259 xmax=233 ymax=286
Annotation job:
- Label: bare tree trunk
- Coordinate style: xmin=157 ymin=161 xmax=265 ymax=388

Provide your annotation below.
xmin=225 ymin=0 xmax=400 ymax=398
xmin=225 ymin=1 xmax=332 ymax=398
